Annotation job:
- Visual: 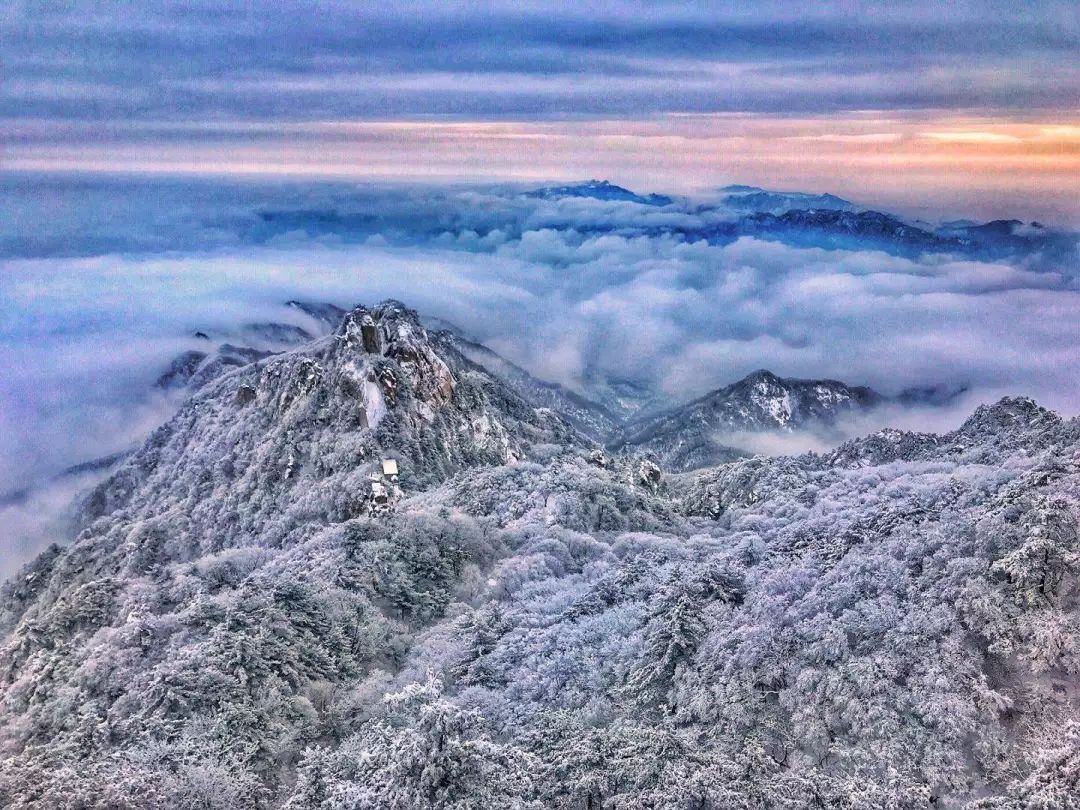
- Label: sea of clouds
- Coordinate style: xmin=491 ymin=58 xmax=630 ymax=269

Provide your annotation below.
xmin=1 ymin=173 xmax=1078 ymax=575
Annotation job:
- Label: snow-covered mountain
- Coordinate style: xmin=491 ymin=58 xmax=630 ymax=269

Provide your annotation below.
xmin=433 ymin=330 xmax=622 ymax=440
xmin=78 ymin=300 xmax=584 ymax=544
xmin=719 ymin=184 xmax=858 ymax=214
xmin=152 ymin=313 xmax=956 ymax=472
xmin=2 ymin=302 xmax=1079 ymax=806
xmin=615 ymin=369 xmax=883 ymax=471
xmin=525 ymin=179 xmax=674 ymax=207
xmin=153 ymin=303 xmax=621 ymax=443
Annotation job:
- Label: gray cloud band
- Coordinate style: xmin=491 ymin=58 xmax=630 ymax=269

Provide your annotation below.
xmin=2 ymin=2 xmax=1078 ymax=124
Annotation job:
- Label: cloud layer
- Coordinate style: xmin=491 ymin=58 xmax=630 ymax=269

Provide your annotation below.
xmin=4 ymin=2 xmax=1078 ymax=122
xmin=2 ymin=178 xmax=1078 ymax=494
xmin=1 ymin=176 xmax=1078 ymax=574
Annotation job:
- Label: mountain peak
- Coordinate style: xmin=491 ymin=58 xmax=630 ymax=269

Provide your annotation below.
xmin=337 ymin=300 xmax=423 ymax=351
xmin=78 ymin=301 xmax=585 ymax=538
xmin=958 ymin=396 xmax=1060 ymax=438
xmin=525 ymin=179 xmax=673 ymax=206
xmin=735 ymin=368 xmax=782 ymax=385
xmin=615 ymin=371 xmax=882 ymax=471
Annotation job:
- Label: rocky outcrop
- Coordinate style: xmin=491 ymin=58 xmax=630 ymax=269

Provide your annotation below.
xmin=76 ymin=301 xmax=585 ymax=557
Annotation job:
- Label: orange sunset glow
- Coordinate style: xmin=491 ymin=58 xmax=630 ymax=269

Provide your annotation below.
xmin=7 ymin=114 xmax=1078 ymax=225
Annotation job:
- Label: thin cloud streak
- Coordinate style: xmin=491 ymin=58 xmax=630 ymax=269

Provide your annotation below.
xmin=4 ymin=1 xmax=1077 ymax=120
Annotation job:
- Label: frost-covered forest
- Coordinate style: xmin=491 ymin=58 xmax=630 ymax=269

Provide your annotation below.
xmin=1 ymin=301 xmax=1079 ymax=809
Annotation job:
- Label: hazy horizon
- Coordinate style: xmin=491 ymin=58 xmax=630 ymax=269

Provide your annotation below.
xmin=5 ymin=114 xmax=1079 ymax=228
xmin=3 ymin=2 xmax=1078 ymax=224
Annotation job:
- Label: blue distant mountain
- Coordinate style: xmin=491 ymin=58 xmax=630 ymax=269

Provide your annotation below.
xmin=932 ymin=218 xmax=1076 ymax=268
xmin=525 ymin=179 xmax=674 ymax=206
xmin=240 ymin=180 xmax=1074 ymax=267
xmin=720 ymin=185 xmax=857 ymax=214
xmin=735 ymin=208 xmax=959 ymax=253
xmin=938 ymin=218 xmax=1048 ymax=248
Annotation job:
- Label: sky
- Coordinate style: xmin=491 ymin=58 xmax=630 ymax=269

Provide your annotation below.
xmin=2 ymin=1 xmax=1078 ymax=223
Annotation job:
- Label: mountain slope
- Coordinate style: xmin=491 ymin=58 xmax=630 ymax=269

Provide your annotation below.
xmin=78 ymin=300 xmax=585 ymax=551
xmin=616 ymin=369 xmax=882 ymax=471
xmin=431 ymin=330 xmax=621 ymax=440
xmin=4 ymin=386 xmax=1079 ymax=807
xmin=0 ymin=301 xmax=666 ymax=807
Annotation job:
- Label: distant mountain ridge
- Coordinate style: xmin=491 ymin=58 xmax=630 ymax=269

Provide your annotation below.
xmin=516 ymin=181 xmax=1076 ymax=266
xmin=525 ymin=179 xmax=674 ymax=207
xmin=222 ymin=179 xmax=1080 ymax=268
xmin=687 ymin=207 xmax=967 ymax=257
xmin=614 ymin=369 xmax=884 ymax=471
xmin=719 ymin=184 xmax=858 ymax=214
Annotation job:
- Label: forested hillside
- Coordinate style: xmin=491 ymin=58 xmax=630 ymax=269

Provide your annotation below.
xmin=1 ymin=304 xmax=1078 ymax=809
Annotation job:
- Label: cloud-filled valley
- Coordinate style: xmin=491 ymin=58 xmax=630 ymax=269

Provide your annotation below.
xmin=2 ymin=176 xmax=1078 ymax=492
xmin=0 ymin=175 xmax=1077 ymax=576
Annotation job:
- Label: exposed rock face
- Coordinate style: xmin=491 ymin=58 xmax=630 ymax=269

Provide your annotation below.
xmin=356 ymin=312 xmax=382 ymax=354
xmin=637 ymin=458 xmax=662 ymax=490
xmin=75 ymin=300 xmax=584 ymax=558
xmin=339 ymin=302 xmax=457 ymax=406
xmin=233 ymin=384 xmax=257 ymax=406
